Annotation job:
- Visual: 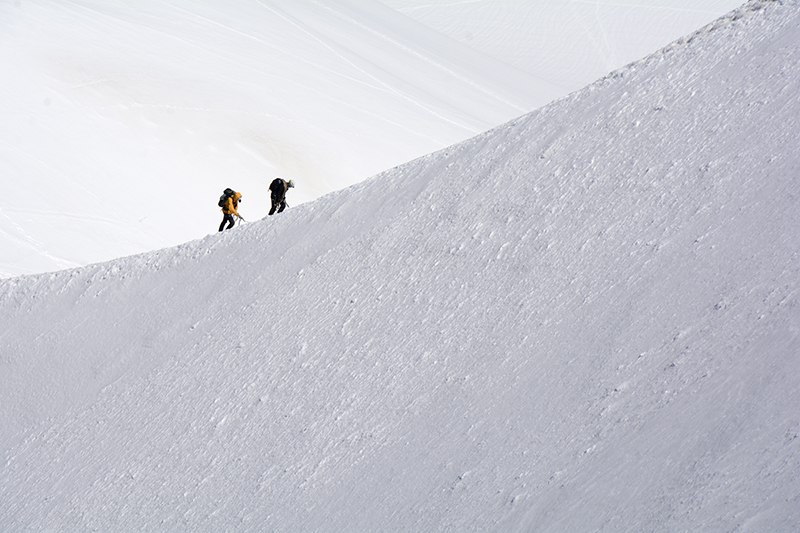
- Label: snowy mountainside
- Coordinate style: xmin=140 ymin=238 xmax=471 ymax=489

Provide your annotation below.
xmin=382 ymin=0 xmax=744 ymax=91
xmin=0 ymin=0 xmax=561 ymax=279
xmin=1 ymin=0 xmax=743 ymax=279
xmin=1 ymin=1 xmax=799 ymax=530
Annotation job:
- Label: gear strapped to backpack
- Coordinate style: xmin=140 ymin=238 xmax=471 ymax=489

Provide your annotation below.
xmin=269 ymin=179 xmax=294 ymax=197
xmin=218 ymin=188 xmax=235 ymax=208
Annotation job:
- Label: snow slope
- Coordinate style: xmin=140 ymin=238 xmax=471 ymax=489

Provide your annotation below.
xmin=383 ymin=0 xmax=745 ymax=91
xmin=1 ymin=0 xmax=799 ymax=530
xmin=0 ymin=0 xmax=559 ymax=279
xmin=0 ymin=0 xmax=740 ymax=279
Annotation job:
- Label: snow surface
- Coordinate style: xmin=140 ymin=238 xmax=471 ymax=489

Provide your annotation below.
xmin=1 ymin=1 xmax=799 ymax=530
xmin=0 ymin=0 xmax=741 ymax=278
xmin=383 ymin=0 xmax=749 ymax=91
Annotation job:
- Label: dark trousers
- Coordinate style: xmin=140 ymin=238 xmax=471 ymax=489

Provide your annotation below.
xmin=219 ymin=213 xmax=235 ymax=231
xmin=269 ymin=196 xmax=286 ymax=215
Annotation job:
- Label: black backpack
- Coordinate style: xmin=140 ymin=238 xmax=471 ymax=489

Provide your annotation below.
xmin=218 ymin=188 xmax=235 ymax=208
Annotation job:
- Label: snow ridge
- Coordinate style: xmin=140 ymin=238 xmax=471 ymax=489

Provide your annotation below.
xmin=1 ymin=1 xmax=799 ymax=530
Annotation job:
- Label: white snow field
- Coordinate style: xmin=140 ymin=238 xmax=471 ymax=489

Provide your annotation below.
xmin=382 ymin=0 xmax=746 ymax=91
xmin=0 ymin=0 xmax=741 ymax=279
xmin=1 ymin=1 xmax=799 ymax=530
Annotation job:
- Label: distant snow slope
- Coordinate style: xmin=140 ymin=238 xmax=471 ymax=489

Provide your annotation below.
xmin=1 ymin=0 xmax=741 ymax=279
xmin=382 ymin=0 xmax=743 ymax=90
xmin=1 ymin=1 xmax=798 ymax=530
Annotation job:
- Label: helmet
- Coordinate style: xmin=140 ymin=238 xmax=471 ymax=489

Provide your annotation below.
xmin=287 ymin=180 xmax=294 ymax=188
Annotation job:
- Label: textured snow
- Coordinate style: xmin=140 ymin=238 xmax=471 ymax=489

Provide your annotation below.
xmin=0 ymin=0 xmax=740 ymax=278
xmin=1 ymin=0 xmax=798 ymax=531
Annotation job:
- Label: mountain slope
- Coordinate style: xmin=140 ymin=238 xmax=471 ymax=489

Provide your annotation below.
xmin=1 ymin=1 xmax=799 ymax=530
xmin=1 ymin=0 xmax=743 ymax=279
xmin=383 ymin=0 xmax=743 ymax=90
xmin=0 ymin=0 xmax=561 ymax=279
